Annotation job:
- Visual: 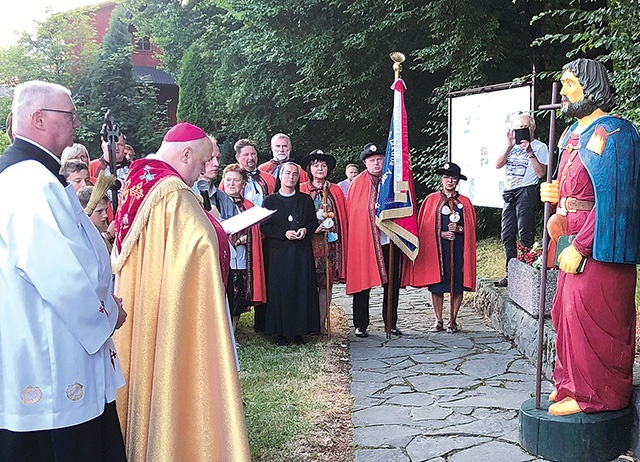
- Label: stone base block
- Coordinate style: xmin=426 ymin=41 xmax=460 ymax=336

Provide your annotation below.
xmin=520 ymin=397 xmax=632 ymax=462
xmin=507 ymin=259 xmax=557 ymax=317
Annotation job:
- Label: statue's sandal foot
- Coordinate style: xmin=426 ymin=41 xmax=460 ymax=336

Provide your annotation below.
xmin=548 ymin=397 xmax=581 ymax=416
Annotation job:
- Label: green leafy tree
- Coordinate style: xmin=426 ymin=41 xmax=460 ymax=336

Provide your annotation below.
xmin=83 ymin=4 xmax=164 ymax=156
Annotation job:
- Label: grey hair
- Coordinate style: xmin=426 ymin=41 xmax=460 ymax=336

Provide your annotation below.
xmin=12 ymin=81 xmax=71 ymax=134
xmin=61 ymin=143 xmax=89 ymax=164
xmin=271 ymin=132 xmax=291 ymax=147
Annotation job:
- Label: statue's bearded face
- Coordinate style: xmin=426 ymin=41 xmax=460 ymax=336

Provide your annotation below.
xmin=560 ymin=70 xmax=599 ymax=119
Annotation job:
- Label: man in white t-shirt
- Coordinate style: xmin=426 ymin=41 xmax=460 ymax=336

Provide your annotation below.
xmin=495 ymin=113 xmax=548 ymax=286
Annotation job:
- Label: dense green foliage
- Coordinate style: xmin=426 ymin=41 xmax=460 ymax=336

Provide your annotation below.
xmin=0 ymin=5 xmax=165 ymax=156
xmin=2 ymin=0 xmax=640 ymax=232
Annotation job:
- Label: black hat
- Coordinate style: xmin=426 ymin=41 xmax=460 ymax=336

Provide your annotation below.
xmin=359 ymin=143 xmax=383 ymax=162
xmin=435 ymin=162 xmax=467 ymax=181
xmin=300 ymin=149 xmax=337 ymax=171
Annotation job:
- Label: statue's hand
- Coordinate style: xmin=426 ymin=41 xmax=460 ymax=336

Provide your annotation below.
xmin=540 ymin=180 xmax=559 ymax=204
xmin=558 ymin=244 xmax=584 ymax=274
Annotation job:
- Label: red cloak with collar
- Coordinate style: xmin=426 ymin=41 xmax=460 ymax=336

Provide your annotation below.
xmin=402 ymin=191 xmax=476 ymax=291
xmin=345 ymin=171 xmax=387 ymax=294
xmin=238 ymin=198 xmax=267 ymax=304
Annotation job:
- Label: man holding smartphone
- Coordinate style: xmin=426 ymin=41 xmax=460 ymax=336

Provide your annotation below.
xmin=494 ymin=113 xmax=548 ymax=286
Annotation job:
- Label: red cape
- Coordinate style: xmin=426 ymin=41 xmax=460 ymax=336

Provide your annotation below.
xmin=299 ymin=181 xmax=348 ymax=282
xmin=402 ymin=192 xmax=476 ymax=291
xmin=345 ymin=172 xmax=386 ymax=294
xmin=241 ymin=198 xmax=267 ymax=304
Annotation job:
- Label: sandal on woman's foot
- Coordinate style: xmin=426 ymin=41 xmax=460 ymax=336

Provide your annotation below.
xmin=430 ymin=321 xmax=444 ymax=332
xmin=447 ymin=322 xmax=459 ymax=334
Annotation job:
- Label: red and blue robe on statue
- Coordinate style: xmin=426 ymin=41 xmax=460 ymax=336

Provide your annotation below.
xmin=552 ymin=114 xmax=640 ymax=413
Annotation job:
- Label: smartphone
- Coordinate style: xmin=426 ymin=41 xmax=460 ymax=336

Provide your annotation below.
xmin=514 ymin=127 xmax=531 ymax=144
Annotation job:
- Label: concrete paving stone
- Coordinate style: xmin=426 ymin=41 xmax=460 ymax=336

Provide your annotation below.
xmin=410 ymin=351 xmax=469 ymax=364
xmin=375 ymin=385 xmax=414 ymax=398
xmin=369 ymin=346 xmax=440 ymax=360
xmin=429 ymin=409 xmax=518 ymax=438
xmin=408 ymin=373 xmax=482 ymax=393
xmin=355 ymin=448 xmax=410 ymax=462
xmin=458 ymin=355 xmax=519 ymax=379
xmin=442 ymin=388 xmax=533 ymax=410
xmin=350 ymin=357 xmax=392 ymax=369
xmin=407 ymin=363 xmax=461 ymax=375
xmin=351 ymin=380 xmax=389 ymax=399
xmin=406 ymin=435 xmax=491 ymax=462
xmin=381 ymin=337 xmax=442 ymax=348
xmin=418 ymin=414 xmax=477 ymax=432
xmin=447 ymin=440 xmax=535 ymax=462
xmin=383 ymin=358 xmax=419 ymax=369
xmin=409 ymin=404 xmax=454 ymax=421
xmin=353 ymin=424 xmax=422 ymax=448
xmin=352 ymin=404 xmax=415 ymax=426
xmin=429 ymin=335 xmax=476 ymax=349
xmin=351 ymin=369 xmax=399 ymax=383
xmin=352 ymin=395 xmax=386 ymax=412
xmin=508 ymin=358 xmax=539 ymax=374
xmin=385 ymin=392 xmax=435 ymax=407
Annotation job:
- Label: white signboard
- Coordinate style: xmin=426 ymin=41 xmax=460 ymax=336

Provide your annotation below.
xmin=450 ymin=84 xmax=532 ymax=208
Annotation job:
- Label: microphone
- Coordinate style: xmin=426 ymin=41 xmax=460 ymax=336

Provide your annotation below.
xmin=196 ymin=179 xmax=212 ymax=211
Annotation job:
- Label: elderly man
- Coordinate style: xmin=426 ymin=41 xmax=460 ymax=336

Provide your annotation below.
xmin=540 ymin=59 xmax=640 ymax=416
xmin=346 ymin=143 xmax=402 ymax=338
xmin=0 ymin=81 xmax=127 ymax=460
xmin=259 ymin=132 xmax=308 ymax=182
xmin=112 ymin=123 xmax=250 ymax=461
xmin=89 ymin=132 xmax=129 ymax=184
xmin=197 ymin=138 xmax=237 ymax=220
xmin=495 ymin=113 xmax=548 ymax=286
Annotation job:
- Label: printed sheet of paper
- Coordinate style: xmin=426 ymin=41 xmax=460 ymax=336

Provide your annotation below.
xmin=221 ymin=206 xmax=276 ymax=235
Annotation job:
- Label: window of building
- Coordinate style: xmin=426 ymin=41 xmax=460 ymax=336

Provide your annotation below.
xmin=136 ymin=36 xmax=151 ymax=52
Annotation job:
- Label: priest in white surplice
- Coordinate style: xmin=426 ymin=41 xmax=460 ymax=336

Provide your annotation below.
xmin=0 ymin=81 xmax=127 ymax=461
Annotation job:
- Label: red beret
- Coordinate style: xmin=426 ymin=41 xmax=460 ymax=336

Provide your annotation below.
xmin=163 ymin=122 xmax=207 ymax=142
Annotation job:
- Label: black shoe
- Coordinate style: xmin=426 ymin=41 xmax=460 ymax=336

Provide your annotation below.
xmin=494 ymin=276 xmax=508 ymax=287
xmin=390 ymin=327 xmax=403 ymax=336
xmin=355 ymin=328 xmax=368 ymax=338
xmin=294 ymin=336 xmax=305 ymax=345
xmin=276 ymin=335 xmax=287 ymax=346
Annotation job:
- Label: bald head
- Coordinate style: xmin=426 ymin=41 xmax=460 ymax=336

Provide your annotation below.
xmin=156 ymin=137 xmax=214 ymax=186
xmin=12 ymin=80 xmax=80 ymax=156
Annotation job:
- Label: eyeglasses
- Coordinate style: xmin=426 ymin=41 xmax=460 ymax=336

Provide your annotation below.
xmin=40 ymin=108 xmax=78 ymax=123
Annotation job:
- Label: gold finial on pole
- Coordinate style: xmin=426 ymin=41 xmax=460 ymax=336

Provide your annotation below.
xmin=390 ymin=51 xmax=405 ymax=80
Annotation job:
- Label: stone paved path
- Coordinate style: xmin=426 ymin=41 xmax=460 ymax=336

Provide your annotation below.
xmin=331 ymin=284 xmax=627 ymax=462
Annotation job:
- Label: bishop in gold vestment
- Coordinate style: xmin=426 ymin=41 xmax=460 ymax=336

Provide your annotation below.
xmin=112 ymin=123 xmax=250 ymax=461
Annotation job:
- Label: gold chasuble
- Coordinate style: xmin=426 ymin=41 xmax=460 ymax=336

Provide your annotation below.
xmin=112 ymin=159 xmax=250 ymax=461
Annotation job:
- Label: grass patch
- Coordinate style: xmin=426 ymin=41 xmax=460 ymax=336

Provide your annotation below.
xmin=235 ymin=309 xmax=352 ymax=461
xmin=476 ymin=237 xmax=504 ymax=279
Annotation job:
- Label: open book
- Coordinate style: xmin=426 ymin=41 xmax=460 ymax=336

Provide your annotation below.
xmin=221 ymin=205 xmax=276 ymax=235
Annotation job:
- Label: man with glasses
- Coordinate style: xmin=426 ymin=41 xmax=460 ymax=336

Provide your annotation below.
xmin=494 ymin=113 xmax=548 ymax=286
xmin=0 ymin=80 xmax=127 ymax=460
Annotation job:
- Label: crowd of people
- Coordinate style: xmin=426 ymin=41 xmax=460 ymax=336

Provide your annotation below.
xmin=2 ymin=57 xmax=637 ymax=460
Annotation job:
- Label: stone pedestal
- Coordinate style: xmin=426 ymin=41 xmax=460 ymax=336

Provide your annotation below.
xmin=520 ymin=397 xmax=632 ymax=462
xmin=508 ymin=259 xmax=558 ymax=317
